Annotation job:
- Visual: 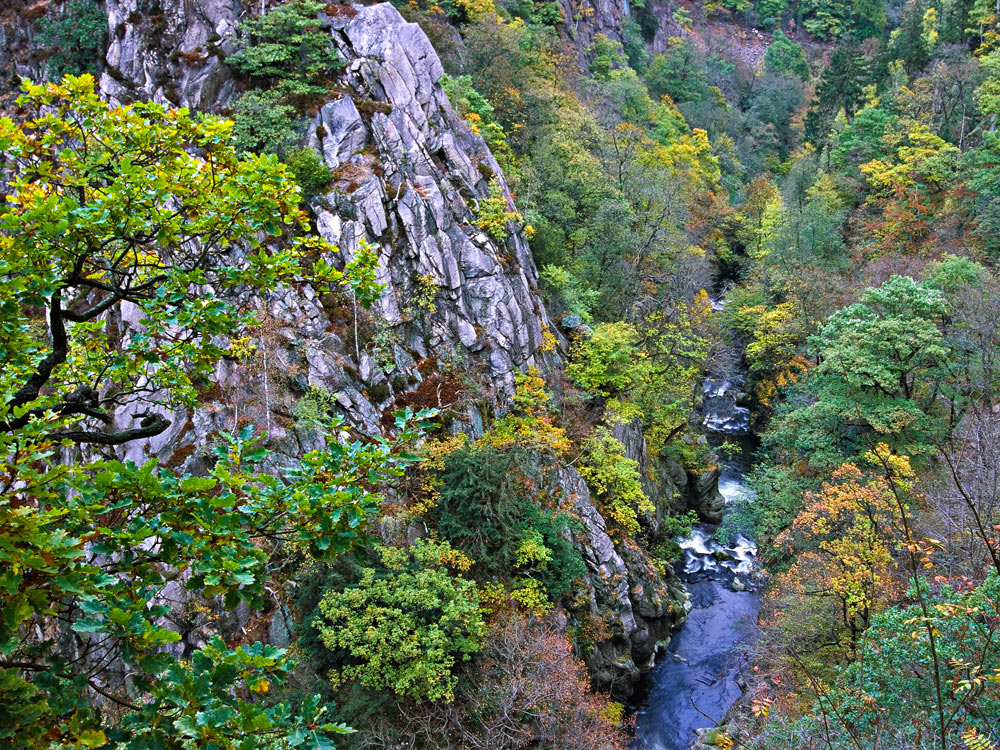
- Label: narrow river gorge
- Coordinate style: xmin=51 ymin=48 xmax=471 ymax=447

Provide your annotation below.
xmin=632 ymin=377 xmax=762 ymax=750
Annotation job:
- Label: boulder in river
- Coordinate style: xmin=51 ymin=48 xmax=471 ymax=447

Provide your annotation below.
xmin=689 ymin=464 xmax=725 ymax=524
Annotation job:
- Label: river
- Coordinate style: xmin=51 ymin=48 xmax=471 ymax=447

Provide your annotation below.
xmin=631 ymin=397 xmax=761 ymax=749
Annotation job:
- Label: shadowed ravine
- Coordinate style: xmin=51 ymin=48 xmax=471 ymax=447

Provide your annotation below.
xmin=632 ymin=414 xmax=761 ymax=749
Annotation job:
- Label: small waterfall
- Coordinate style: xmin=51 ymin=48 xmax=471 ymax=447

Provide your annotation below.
xmin=679 ymin=528 xmax=757 ymax=577
xmin=701 ymin=377 xmax=750 ymax=435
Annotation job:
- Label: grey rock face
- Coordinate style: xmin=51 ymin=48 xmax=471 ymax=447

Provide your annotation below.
xmin=611 ymin=418 xmax=725 ymax=528
xmin=559 ymin=465 xmax=685 ymax=697
xmin=688 ymin=462 xmax=725 ymax=523
xmin=101 ymin=0 xmax=240 ymax=108
xmin=0 ymin=4 xmax=47 ymax=90
xmin=306 ymin=3 xmax=562 ymax=401
xmin=554 ymin=0 xmax=631 ymax=61
xmin=552 ymin=0 xmax=695 ymax=67
xmin=560 ymin=313 xmax=584 ymax=330
xmin=101 ymin=2 xmax=562 ymax=462
xmin=307 ymin=96 xmax=367 ymax=170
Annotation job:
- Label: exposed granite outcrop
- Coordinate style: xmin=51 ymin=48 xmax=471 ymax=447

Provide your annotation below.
xmin=687 ymin=462 xmax=725 ymax=523
xmin=612 ymin=418 xmax=725 ymax=526
xmin=313 ymin=3 xmax=561 ymax=400
xmin=101 ymin=0 xmax=240 ymax=108
xmin=559 ymin=466 xmax=686 ymax=698
xmin=106 ymin=2 xmax=562 ymax=467
xmin=552 ymin=0 xmax=693 ymax=66
xmin=0 ymin=2 xmax=46 ymax=95
xmin=555 ymin=0 xmax=631 ymax=58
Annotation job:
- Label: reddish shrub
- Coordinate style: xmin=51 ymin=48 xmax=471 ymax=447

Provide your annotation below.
xmin=358 ymin=612 xmax=629 ymax=749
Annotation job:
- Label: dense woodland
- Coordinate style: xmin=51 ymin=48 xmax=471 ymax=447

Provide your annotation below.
xmin=3 ymin=0 xmax=1000 ymax=747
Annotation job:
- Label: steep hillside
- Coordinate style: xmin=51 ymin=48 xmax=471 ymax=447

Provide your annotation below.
xmin=85 ymin=0 xmax=706 ymax=698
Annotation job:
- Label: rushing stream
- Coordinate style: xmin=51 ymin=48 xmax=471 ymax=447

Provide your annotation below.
xmin=632 ymin=386 xmax=761 ymax=750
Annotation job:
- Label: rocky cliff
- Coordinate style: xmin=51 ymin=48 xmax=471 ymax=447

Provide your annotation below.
xmin=0 ymin=2 xmax=47 ymax=97
xmin=2 ymin=0 xmax=700 ymax=697
xmin=555 ymin=0 xmax=631 ymax=56
xmin=91 ymin=1 xmax=561 ymax=461
xmin=552 ymin=0 xmax=692 ymax=63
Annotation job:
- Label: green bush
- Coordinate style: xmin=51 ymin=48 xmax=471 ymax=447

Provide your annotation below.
xmin=567 ymin=314 xmax=707 ymax=458
xmin=577 ymin=427 xmax=654 ymax=535
xmin=534 ymin=1 xmax=565 ymax=25
xmin=227 ymin=0 xmax=348 ymax=171
xmin=285 ymin=146 xmax=332 ymax=201
xmin=435 ymin=446 xmax=523 ymax=569
xmin=36 ymin=0 xmax=107 ymax=79
xmin=663 ymin=434 xmax=714 ymax=470
xmin=366 ymin=317 xmax=399 ymax=372
xmin=753 ymin=0 xmax=788 ymax=27
xmin=730 ymin=461 xmax=812 ymax=554
xmin=474 ymin=178 xmax=521 ymax=241
xmin=622 ymin=20 xmax=649 ymax=70
xmin=441 ymin=74 xmax=496 ymax=122
xmin=433 ymin=445 xmax=586 ymax=600
xmin=228 ymin=0 xmax=342 ymax=98
xmin=644 ymin=38 xmax=709 ymax=104
xmin=763 ymin=30 xmax=810 ymax=80
xmin=752 ymin=574 xmax=1000 ymax=749
xmin=566 ymin=321 xmax=642 ymax=396
xmin=231 ymin=89 xmax=301 ymax=155
xmin=314 ymin=539 xmax=485 ymax=702
xmin=229 ymin=85 xmax=332 ymax=200
xmin=293 ymin=385 xmax=338 ymax=426
xmin=589 ymin=35 xmax=628 ymax=80
xmin=539 ymin=264 xmax=598 ymax=319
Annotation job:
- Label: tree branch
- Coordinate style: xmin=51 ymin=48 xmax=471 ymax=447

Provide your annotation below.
xmin=47 ymin=413 xmax=171 ymax=446
xmin=7 ymin=291 xmax=69 ymax=414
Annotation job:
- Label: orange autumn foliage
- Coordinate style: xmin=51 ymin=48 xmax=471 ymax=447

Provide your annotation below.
xmin=770 ymin=451 xmax=913 ymax=644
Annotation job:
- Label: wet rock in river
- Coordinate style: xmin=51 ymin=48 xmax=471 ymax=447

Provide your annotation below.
xmin=688 ymin=464 xmax=725 ymax=524
xmin=702 ymin=376 xmax=751 ymax=435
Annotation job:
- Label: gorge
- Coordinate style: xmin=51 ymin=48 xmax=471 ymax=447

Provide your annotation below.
xmin=4 ymin=0 xmax=1000 ymax=748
